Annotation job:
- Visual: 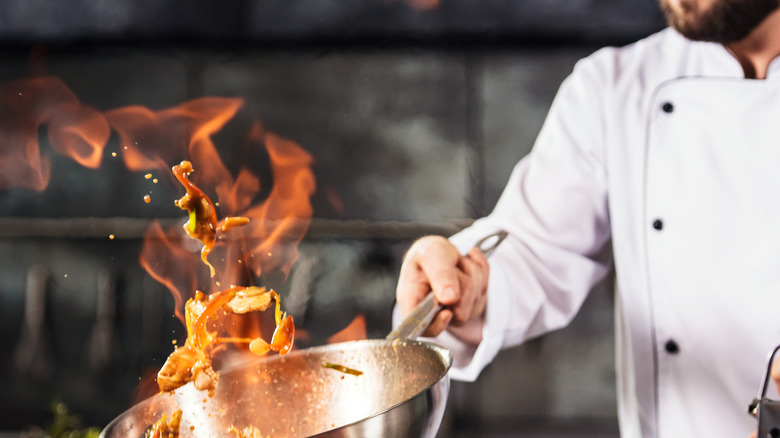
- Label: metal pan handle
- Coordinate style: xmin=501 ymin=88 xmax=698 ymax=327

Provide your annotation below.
xmin=386 ymin=230 xmax=508 ymax=341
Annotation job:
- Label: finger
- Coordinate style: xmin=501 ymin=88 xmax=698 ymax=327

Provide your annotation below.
xmin=415 ymin=237 xmax=461 ymax=305
xmin=444 ymin=269 xmax=472 ymax=325
xmin=422 ymin=309 xmax=453 ymax=337
xmin=466 ymin=246 xmax=490 ymax=273
xmin=448 ymin=250 xmax=489 ymax=324
xmin=465 ymin=247 xmax=490 ymax=318
xmin=396 ymin=257 xmax=437 ymax=315
xmin=396 ymin=236 xmax=460 ymax=314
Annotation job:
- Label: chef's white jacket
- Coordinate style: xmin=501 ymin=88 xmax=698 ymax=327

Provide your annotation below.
xmin=442 ymin=27 xmax=780 ymax=437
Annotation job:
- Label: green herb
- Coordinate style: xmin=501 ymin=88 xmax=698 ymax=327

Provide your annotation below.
xmin=189 ymin=209 xmax=197 ymax=233
xmin=322 ymin=362 xmax=363 ymax=376
xmin=45 ymin=399 xmax=101 ymax=438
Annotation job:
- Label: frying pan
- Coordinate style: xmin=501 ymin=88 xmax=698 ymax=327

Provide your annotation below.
xmin=100 ymin=230 xmax=507 ymax=438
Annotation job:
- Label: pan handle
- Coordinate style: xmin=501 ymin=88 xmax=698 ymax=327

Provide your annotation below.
xmin=386 ymin=230 xmax=508 ymax=341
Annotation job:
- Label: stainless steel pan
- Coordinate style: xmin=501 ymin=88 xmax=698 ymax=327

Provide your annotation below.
xmin=100 ymin=230 xmax=507 ymax=438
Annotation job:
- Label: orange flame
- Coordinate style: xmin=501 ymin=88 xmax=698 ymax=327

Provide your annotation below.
xmin=0 ymin=74 xmax=316 ymax=397
xmin=126 ymin=108 xmax=315 ymax=341
xmin=105 ymin=97 xmax=243 ymax=176
xmin=327 ymin=314 xmax=368 ymax=344
xmin=239 ymin=122 xmax=315 ymax=282
xmin=102 ymin=93 xmax=317 ymax=320
xmin=0 ymin=76 xmax=109 ymax=190
xmin=139 ymin=221 xmax=204 ymax=322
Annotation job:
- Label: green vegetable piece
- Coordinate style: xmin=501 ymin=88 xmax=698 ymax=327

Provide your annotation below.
xmin=189 ymin=209 xmax=197 ymax=233
xmin=322 ymin=362 xmax=363 ymax=376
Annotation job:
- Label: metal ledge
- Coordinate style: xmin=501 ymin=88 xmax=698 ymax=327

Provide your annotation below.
xmin=0 ymin=217 xmax=472 ymax=240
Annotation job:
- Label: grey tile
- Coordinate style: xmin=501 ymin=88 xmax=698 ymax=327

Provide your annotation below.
xmin=479 ymin=48 xmax=595 ymax=212
xmin=202 ymin=51 xmax=472 ymax=221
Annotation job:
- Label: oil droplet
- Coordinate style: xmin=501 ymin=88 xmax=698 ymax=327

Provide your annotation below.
xmin=144 ymin=173 xmax=152 ymax=179
xmin=111 ymin=152 xmax=117 ymax=157
xmin=144 ymin=195 xmax=151 ymax=204
xmin=109 ymin=234 xmax=115 ymax=240
xmin=153 ymin=178 xmax=158 ymax=183
xmin=63 ymin=274 xmax=68 ymax=278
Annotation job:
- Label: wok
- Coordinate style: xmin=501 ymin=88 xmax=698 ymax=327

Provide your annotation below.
xmin=101 ymin=230 xmax=507 ymax=438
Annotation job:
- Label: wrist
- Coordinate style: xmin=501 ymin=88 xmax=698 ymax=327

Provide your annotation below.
xmin=446 ymin=313 xmax=485 ymax=345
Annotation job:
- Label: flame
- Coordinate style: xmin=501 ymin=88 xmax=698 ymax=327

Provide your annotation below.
xmin=0 ymin=75 xmax=313 ymax=297
xmin=129 ymin=110 xmax=314 ymax=353
xmin=327 ymin=314 xmax=367 ymax=344
xmin=102 ymin=94 xmax=316 ymax=317
xmin=139 ymin=221 xmax=204 ymax=322
xmin=239 ymin=122 xmax=315 ymax=282
xmin=0 ymin=74 xmax=316 ymax=400
xmin=105 ymin=97 xmax=243 ymax=175
xmin=0 ymin=76 xmax=109 ymax=190
xmin=125 ymin=100 xmax=314 ymax=401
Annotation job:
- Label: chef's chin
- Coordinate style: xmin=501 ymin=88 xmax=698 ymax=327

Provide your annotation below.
xmin=659 ymin=0 xmax=780 ymax=44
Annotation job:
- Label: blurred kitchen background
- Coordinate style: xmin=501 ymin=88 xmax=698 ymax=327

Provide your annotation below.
xmin=0 ymin=1 xmax=666 ymax=436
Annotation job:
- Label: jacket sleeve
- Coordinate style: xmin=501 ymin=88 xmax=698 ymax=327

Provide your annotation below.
xmin=442 ymin=52 xmax=615 ymax=381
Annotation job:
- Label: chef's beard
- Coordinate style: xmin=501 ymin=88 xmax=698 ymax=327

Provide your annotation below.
xmin=660 ymin=0 xmax=780 ymax=43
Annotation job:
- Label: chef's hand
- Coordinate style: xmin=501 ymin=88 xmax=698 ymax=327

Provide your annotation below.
xmin=395 ymin=235 xmax=489 ymax=341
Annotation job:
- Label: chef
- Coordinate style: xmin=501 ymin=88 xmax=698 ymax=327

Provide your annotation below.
xmin=394 ymin=0 xmax=780 ymax=436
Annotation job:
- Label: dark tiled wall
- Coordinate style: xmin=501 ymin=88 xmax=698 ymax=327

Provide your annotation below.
xmin=0 ymin=0 xmax=664 ymax=44
xmin=0 ymin=11 xmax=646 ymax=432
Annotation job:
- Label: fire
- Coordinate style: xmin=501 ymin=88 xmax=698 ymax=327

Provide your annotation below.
xmin=0 ymin=76 xmax=109 ymax=191
xmin=109 ymin=101 xmax=316 ymax=301
xmin=327 ymin=314 xmax=368 ymax=344
xmin=0 ymin=78 xmax=315 ymax=282
xmin=137 ymin=121 xmax=315 ymax=302
xmin=0 ymin=75 xmax=316 ymax=399
xmin=102 ymin=94 xmax=316 ymax=329
xmin=139 ymin=220 xmax=198 ymax=322
xmin=105 ymin=97 xmax=243 ymax=175
xmin=239 ymin=122 xmax=315 ymax=282
xmin=126 ymin=94 xmax=314 ymax=398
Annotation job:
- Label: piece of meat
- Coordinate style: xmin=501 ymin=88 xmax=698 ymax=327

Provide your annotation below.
xmin=171 ymin=160 xmax=249 ymax=277
xmin=156 ymin=286 xmax=294 ymax=394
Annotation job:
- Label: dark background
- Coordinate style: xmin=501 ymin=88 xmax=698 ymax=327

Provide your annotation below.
xmin=0 ymin=1 xmax=665 ymax=436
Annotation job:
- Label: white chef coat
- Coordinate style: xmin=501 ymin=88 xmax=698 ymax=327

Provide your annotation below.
xmin=439 ymin=27 xmax=780 ymax=437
